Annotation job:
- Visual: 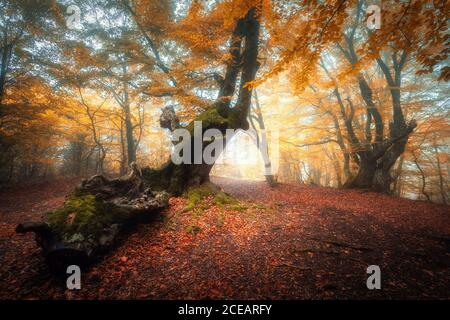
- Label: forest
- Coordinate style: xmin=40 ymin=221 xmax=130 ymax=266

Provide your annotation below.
xmin=0 ymin=0 xmax=449 ymax=300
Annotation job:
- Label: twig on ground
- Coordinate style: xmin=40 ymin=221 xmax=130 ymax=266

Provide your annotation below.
xmin=308 ymin=237 xmax=373 ymax=252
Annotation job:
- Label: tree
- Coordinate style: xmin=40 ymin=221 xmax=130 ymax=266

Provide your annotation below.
xmin=248 ymin=90 xmax=276 ymax=186
xmin=17 ymin=5 xmax=262 ymax=271
xmin=283 ymin=0 xmax=448 ymax=193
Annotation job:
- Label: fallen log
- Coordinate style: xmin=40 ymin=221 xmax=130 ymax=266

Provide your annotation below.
xmin=16 ymin=163 xmax=169 ymax=274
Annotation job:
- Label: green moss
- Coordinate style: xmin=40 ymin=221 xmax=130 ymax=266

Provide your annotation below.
xmin=185 ymin=224 xmax=201 ymax=235
xmin=185 ymin=183 xmax=239 ymax=212
xmin=216 ymin=212 xmax=225 ymax=228
xmin=213 ymin=191 xmax=238 ymax=206
xmin=47 ymin=192 xmax=127 ymax=240
xmin=186 ymin=183 xmax=217 ymax=209
xmin=163 ymin=215 xmax=177 ymax=231
xmin=186 ymin=107 xmax=230 ymax=134
xmin=229 ymin=203 xmax=248 ymax=212
xmin=186 ymin=189 xmax=207 ymax=210
xmin=249 ymin=203 xmax=267 ymax=210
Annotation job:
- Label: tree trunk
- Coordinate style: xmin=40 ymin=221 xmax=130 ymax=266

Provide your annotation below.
xmin=372 ymin=138 xmax=407 ymax=192
xmin=433 ymin=142 xmax=447 ymax=205
xmin=412 ymin=151 xmax=431 ymax=201
xmin=249 ymin=90 xmax=277 ymax=187
xmin=344 ymin=118 xmax=415 ymax=193
xmin=345 ymin=158 xmax=377 ymax=189
xmin=0 ymin=43 xmax=13 ymax=105
xmin=122 ymin=75 xmax=136 ymax=166
xmin=119 ymin=119 xmax=128 ymax=175
xmin=345 ymin=141 xmax=409 ymax=192
xmin=331 ymin=152 xmax=343 ymax=188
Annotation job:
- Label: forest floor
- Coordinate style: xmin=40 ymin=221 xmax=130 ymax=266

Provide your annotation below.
xmin=0 ymin=177 xmax=449 ymax=299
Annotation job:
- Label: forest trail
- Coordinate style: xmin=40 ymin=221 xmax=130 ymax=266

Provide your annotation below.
xmin=0 ymin=177 xmax=449 ymax=299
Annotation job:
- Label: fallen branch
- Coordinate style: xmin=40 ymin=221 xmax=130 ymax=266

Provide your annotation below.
xmin=308 ymin=237 xmax=373 ymax=252
xmin=275 ymin=263 xmax=312 ymax=270
xmin=293 ymin=248 xmax=339 ymax=255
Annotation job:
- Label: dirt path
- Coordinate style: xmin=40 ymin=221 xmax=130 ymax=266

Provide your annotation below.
xmin=0 ymin=177 xmax=449 ymax=299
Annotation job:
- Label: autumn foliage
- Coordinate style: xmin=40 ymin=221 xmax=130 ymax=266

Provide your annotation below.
xmin=0 ymin=0 xmax=449 ymax=300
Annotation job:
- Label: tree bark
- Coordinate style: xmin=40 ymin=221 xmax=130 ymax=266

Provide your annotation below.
xmin=344 ymin=123 xmax=415 ymax=192
xmin=433 ymin=141 xmax=447 ymax=204
xmin=248 ymin=90 xmax=277 ymax=187
xmin=119 ymin=118 xmax=128 ymax=175
xmin=122 ymin=68 xmax=136 ymax=165
xmin=412 ymin=151 xmax=431 ymax=201
xmin=0 ymin=43 xmax=13 ymax=106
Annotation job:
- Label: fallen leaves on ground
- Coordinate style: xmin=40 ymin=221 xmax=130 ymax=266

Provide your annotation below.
xmin=0 ymin=177 xmax=449 ymax=299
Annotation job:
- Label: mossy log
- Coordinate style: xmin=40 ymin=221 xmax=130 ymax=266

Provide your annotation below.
xmin=16 ymin=163 xmax=169 ymax=273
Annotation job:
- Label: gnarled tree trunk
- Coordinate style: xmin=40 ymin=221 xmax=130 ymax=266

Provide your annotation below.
xmin=344 ymin=121 xmax=416 ymax=192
